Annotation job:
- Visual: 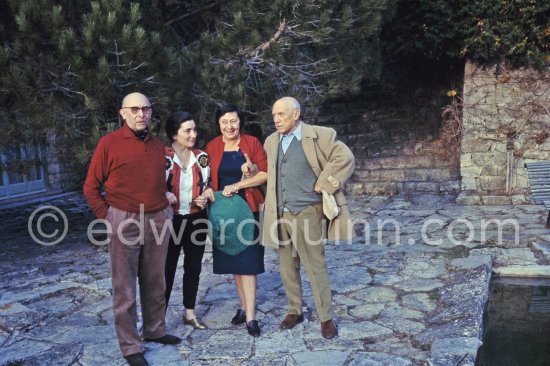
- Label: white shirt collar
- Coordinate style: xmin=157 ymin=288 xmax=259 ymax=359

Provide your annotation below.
xmin=279 ymin=121 xmax=302 ymax=141
xmin=173 ymin=150 xmax=197 ymax=170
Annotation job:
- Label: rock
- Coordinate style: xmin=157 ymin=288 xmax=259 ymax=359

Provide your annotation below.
xmin=493 ymin=265 xmax=550 ymax=277
xmin=429 ymin=337 xmax=482 ymax=366
xmin=450 ymin=254 xmax=493 ymax=270
xmin=393 ymin=279 xmax=444 ymax=292
xmin=292 ymin=350 xmax=350 ymax=366
xmin=402 ymin=293 xmax=437 ymax=312
xmin=348 ymin=351 xmax=412 ymax=366
xmin=338 ymin=321 xmax=393 ymax=340
xmin=349 ymin=304 xmax=385 ymax=319
xmin=350 ymin=287 xmax=397 ymax=303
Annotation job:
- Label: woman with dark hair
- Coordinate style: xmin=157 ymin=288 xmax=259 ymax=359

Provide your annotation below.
xmin=164 ymin=111 xmax=214 ymax=330
xmin=204 ymin=103 xmax=267 ymax=337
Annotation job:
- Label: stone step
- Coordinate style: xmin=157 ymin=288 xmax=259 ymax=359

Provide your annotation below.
xmin=344 ymin=135 xmax=457 ymax=158
xmin=346 ymin=179 xmax=461 ymax=196
xmin=350 ymin=144 xmax=455 ymax=160
xmin=355 ymin=155 xmax=456 ymax=170
xmin=355 ymin=167 xmax=459 ymax=182
xmin=343 ymin=132 xmax=448 ymax=147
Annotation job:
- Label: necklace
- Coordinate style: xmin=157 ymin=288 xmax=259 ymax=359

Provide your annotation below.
xmin=173 ymin=145 xmax=190 ymax=171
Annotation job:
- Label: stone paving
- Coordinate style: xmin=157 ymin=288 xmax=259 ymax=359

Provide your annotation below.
xmin=0 ymin=193 xmax=549 ymax=366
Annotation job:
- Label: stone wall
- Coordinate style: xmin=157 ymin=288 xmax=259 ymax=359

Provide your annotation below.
xmin=45 ymin=132 xmax=63 ymax=193
xmin=457 ymin=61 xmax=550 ymax=205
xmin=44 ymin=131 xmax=82 ymax=194
xmin=317 ymin=98 xmax=461 ymax=196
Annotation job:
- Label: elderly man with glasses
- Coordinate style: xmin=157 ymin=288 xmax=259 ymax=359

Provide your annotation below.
xmin=261 ymin=96 xmax=355 ymax=340
xmin=84 ymin=92 xmax=180 ymax=366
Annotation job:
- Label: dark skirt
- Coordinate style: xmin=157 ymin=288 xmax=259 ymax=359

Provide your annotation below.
xmin=213 ymin=213 xmax=265 ymax=275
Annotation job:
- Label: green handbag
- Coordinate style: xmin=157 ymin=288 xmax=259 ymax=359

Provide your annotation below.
xmin=208 ymin=191 xmax=256 ymax=255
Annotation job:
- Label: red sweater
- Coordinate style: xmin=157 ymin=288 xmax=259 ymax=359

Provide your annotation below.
xmin=83 ymin=124 xmax=169 ymax=219
xmin=204 ymin=134 xmax=267 ymax=212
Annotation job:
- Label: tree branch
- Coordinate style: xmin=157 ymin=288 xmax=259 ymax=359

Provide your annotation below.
xmin=164 ymin=1 xmax=224 ymax=27
xmin=248 ymin=19 xmax=287 ymax=58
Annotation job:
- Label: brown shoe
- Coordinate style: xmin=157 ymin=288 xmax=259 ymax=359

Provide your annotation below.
xmin=280 ymin=313 xmax=304 ymax=329
xmin=321 ymin=319 xmax=338 ymax=339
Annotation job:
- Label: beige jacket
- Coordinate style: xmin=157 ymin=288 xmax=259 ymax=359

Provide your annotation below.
xmin=261 ymin=123 xmax=355 ymax=248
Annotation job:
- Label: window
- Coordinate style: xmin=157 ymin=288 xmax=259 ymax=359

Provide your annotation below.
xmin=0 ymin=144 xmax=46 ymax=199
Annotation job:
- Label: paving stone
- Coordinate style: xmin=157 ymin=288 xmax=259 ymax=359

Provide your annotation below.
xmin=371 ymin=273 xmax=403 ymax=285
xmin=393 ymin=278 xmax=445 ymax=292
xmin=438 ymin=267 xmax=491 ymax=307
xmin=304 ymin=333 xmax=364 ymax=352
xmin=0 ymin=338 xmax=53 ymax=365
xmin=401 ymin=293 xmax=437 ymax=312
xmin=493 ymin=248 xmax=538 ymax=266
xmin=399 ymin=257 xmax=447 ymax=279
xmin=329 ymin=266 xmax=371 ymax=294
xmin=450 ymin=254 xmax=493 ymax=270
xmin=349 ymin=286 xmax=397 ymax=303
xmin=190 ymin=330 xmax=253 ymax=359
xmin=1 ymin=193 xmax=549 ymax=365
xmin=430 ymin=337 xmax=482 ymax=366
xmin=17 ymin=343 xmax=82 ymax=366
xmin=493 ymin=265 xmax=550 ymax=277
xmin=0 ymin=309 xmax=44 ymax=331
xmin=0 ymin=330 xmax=8 ymax=346
xmin=374 ymin=317 xmax=425 ymax=335
xmin=414 ymin=317 xmax=481 ymax=347
xmin=0 ymin=302 xmax=31 ymax=315
xmin=292 ymin=350 xmax=350 ymax=366
xmin=364 ymin=338 xmax=429 ymax=363
xmin=146 ymin=343 xmax=192 ymax=366
xmin=333 ymin=294 xmax=363 ymax=306
xmin=334 ymin=303 xmax=355 ymax=320
xmin=349 ymin=303 xmax=385 ymax=319
xmin=247 ymin=355 xmax=294 ymax=366
xmin=255 ymin=330 xmax=309 ymax=356
xmin=0 ymin=282 xmax=80 ymax=306
xmin=379 ymin=304 xmax=424 ymax=320
xmin=428 ymin=298 xmax=484 ymax=324
xmin=338 ymin=321 xmax=393 ymax=340
xmin=202 ymin=281 xmax=239 ymax=303
xmin=348 ymin=351 xmax=412 ymax=366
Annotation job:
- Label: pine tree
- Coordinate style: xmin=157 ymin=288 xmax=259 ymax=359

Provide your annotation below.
xmin=0 ymin=0 xmax=397 ymax=185
xmin=0 ymin=0 xmax=183 ymax=184
xmin=170 ymin=0 xmax=395 ymax=129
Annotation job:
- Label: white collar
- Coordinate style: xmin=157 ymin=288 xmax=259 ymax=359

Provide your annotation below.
xmin=279 ymin=121 xmax=302 ymax=141
xmin=173 ymin=150 xmax=197 ymax=170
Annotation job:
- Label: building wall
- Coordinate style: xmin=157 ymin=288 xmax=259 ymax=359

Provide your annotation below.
xmin=457 ymin=61 xmax=550 ymax=205
xmin=316 ymin=97 xmax=461 ymax=196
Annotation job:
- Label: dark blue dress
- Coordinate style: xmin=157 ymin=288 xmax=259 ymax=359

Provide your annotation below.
xmin=213 ymin=151 xmax=265 ymax=275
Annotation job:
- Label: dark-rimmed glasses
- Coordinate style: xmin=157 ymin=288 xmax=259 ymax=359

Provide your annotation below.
xmin=123 ymin=106 xmax=152 ymax=114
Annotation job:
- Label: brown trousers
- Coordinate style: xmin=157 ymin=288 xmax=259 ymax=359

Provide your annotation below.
xmin=106 ymin=206 xmax=172 ymax=356
xmin=278 ymin=204 xmax=334 ymax=322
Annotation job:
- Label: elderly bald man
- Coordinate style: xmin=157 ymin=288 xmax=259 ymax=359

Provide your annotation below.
xmin=261 ymin=96 xmax=355 ymax=339
xmin=84 ymin=92 xmax=180 ymax=366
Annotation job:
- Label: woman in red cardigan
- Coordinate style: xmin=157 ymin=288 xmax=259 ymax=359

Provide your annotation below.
xmin=204 ymin=103 xmax=267 ymax=337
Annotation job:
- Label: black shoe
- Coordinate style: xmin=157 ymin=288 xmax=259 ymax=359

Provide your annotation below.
xmin=144 ymin=334 xmax=181 ymax=345
xmin=231 ymin=309 xmax=246 ymax=325
xmin=124 ymin=353 xmax=149 ymax=366
xmin=246 ymin=320 xmax=261 ymax=337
